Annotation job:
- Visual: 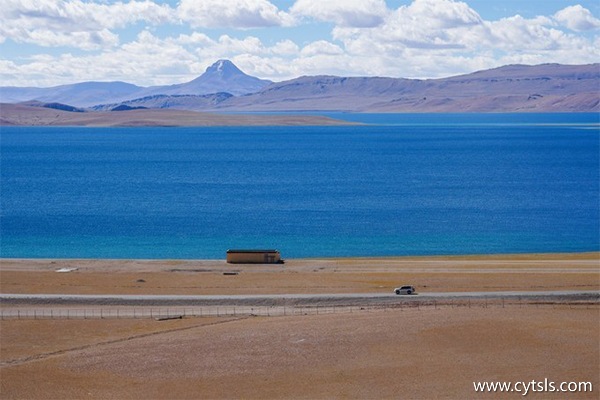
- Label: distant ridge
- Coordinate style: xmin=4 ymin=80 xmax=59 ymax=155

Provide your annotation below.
xmin=1 ymin=62 xmax=598 ymax=112
xmin=1 ymin=81 xmax=144 ymax=108
xmin=92 ymin=93 xmax=234 ymax=112
xmin=20 ymin=100 xmax=85 ymax=112
xmin=217 ymin=63 xmax=599 ymax=113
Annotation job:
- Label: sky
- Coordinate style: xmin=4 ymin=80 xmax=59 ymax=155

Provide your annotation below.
xmin=1 ymin=0 xmax=599 ymax=87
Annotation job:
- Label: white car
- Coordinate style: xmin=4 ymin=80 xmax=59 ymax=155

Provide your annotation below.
xmin=394 ymin=285 xmax=416 ymax=295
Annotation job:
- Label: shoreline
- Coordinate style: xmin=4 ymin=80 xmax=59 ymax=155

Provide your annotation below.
xmin=1 ymin=251 xmax=598 ymax=274
xmin=2 ymin=250 xmax=597 ymax=263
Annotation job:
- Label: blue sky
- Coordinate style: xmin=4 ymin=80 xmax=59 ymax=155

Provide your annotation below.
xmin=1 ymin=0 xmax=599 ymax=87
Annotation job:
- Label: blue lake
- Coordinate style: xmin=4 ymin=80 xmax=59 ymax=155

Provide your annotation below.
xmin=1 ymin=114 xmax=598 ymax=259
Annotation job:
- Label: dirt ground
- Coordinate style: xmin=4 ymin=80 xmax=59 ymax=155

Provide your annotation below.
xmin=1 ymin=252 xmax=598 ymax=295
xmin=1 ymin=253 xmax=598 ymax=399
xmin=1 ymin=306 xmax=598 ymax=399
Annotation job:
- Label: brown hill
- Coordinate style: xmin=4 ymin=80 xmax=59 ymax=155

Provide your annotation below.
xmin=0 ymin=103 xmax=354 ymax=127
xmin=214 ymin=63 xmax=599 ymax=112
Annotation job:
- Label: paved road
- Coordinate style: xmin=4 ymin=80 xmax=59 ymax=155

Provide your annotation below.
xmin=1 ymin=291 xmax=597 ymax=320
xmin=1 ymin=290 xmax=598 ymax=305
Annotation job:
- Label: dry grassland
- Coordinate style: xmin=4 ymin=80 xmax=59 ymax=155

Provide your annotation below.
xmin=1 ymin=306 xmax=598 ymax=399
xmin=1 ymin=253 xmax=598 ymax=399
xmin=1 ymin=252 xmax=598 ymax=296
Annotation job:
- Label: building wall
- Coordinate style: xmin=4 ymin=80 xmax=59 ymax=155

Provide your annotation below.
xmin=226 ymin=251 xmax=281 ymax=264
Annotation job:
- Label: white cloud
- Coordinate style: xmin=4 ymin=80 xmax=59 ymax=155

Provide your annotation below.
xmin=301 ymin=40 xmax=344 ymax=56
xmin=0 ymin=30 xmax=203 ymax=87
xmin=172 ymin=32 xmax=214 ymax=46
xmin=340 ymin=0 xmax=483 ymax=50
xmin=331 ymin=0 xmax=599 ymax=78
xmin=483 ymin=15 xmax=565 ymax=52
xmin=329 ymin=0 xmax=479 ymax=64
xmin=554 ymin=5 xmax=600 ymax=31
xmin=28 ymin=28 xmax=120 ymax=50
xmin=0 ymin=0 xmax=174 ymax=49
xmin=177 ymin=0 xmax=293 ymax=28
xmin=290 ymin=0 xmax=388 ymax=28
xmin=0 ymin=30 xmax=303 ymax=86
xmin=216 ymin=35 xmax=266 ymax=55
xmin=0 ymin=0 xmax=598 ymax=87
xmin=403 ymin=0 xmax=482 ymax=28
xmin=270 ymin=39 xmax=300 ymax=56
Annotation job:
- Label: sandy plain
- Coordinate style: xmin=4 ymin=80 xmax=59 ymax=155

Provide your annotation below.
xmin=1 ymin=253 xmax=599 ymax=399
xmin=1 ymin=306 xmax=598 ymax=399
xmin=1 ymin=252 xmax=598 ymax=296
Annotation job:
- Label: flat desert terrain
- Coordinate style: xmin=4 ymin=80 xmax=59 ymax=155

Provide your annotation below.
xmin=1 ymin=306 xmax=598 ymax=399
xmin=1 ymin=253 xmax=598 ymax=399
xmin=1 ymin=252 xmax=598 ymax=295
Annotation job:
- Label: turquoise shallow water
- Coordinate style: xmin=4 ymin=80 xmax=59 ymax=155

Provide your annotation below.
xmin=1 ymin=114 xmax=598 ymax=259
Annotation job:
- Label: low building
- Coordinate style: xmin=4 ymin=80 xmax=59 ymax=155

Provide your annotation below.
xmin=226 ymin=249 xmax=282 ymax=264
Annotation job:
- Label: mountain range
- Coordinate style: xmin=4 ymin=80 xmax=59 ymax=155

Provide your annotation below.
xmin=222 ymin=64 xmax=599 ymax=113
xmin=1 ymin=60 xmax=271 ymax=108
xmin=1 ymin=60 xmax=599 ymax=113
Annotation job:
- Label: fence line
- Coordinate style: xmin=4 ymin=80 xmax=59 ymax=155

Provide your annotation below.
xmin=1 ymin=299 xmax=596 ymax=320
